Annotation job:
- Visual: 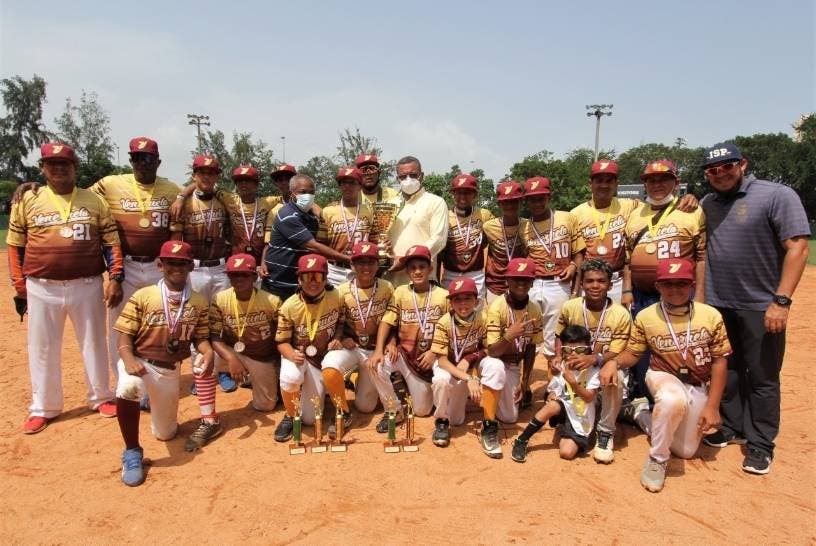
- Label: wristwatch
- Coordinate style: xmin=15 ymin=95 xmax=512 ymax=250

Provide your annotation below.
xmin=772 ymin=294 xmax=792 ymax=307
xmin=110 ymin=273 xmax=125 ymax=283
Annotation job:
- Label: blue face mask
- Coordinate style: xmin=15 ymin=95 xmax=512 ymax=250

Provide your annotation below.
xmin=295 ymin=193 xmax=315 ymax=212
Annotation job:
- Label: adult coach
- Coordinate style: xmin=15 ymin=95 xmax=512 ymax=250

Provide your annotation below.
xmin=356 ymin=153 xmax=401 ymax=206
xmin=700 ymin=142 xmax=809 ymax=475
xmin=7 ymin=143 xmax=123 ymax=433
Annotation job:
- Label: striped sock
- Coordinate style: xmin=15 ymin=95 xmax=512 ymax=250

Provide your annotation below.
xmin=195 ymin=374 xmax=218 ymax=422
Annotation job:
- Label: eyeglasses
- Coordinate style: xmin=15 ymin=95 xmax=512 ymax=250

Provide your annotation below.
xmin=130 ymin=154 xmax=158 ymax=165
xmin=359 ymin=165 xmax=378 ymax=173
xmin=561 ymin=345 xmax=592 ymax=356
xmin=705 ymin=161 xmax=739 ymax=176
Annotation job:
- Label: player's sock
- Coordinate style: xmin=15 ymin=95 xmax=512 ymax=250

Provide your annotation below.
xmin=517 ymin=416 xmax=545 ymax=443
xmin=281 ymin=389 xmax=299 ymax=417
xmin=322 ymin=368 xmax=349 ymax=412
xmin=194 ymin=374 xmax=218 ymax=423
xmin=482 ymin=386 xmax=499 ymax=421
xmin=116 ymin=398 xmax=141 ymax=449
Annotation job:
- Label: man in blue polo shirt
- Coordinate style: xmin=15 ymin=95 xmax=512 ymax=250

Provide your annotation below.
xmin=260 ymin=174 xmax=350 ymax=300
xmin=700 ymin=142 xmax=809 ymax=475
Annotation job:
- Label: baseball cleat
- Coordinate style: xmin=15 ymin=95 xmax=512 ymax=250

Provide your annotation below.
xmin=742 ymin=448 xmax=772 ymax=475
xmin=97 ymin=401 xmax=117 ymax=418
xmin=22 ymin=415 xmax=50 ymax=435
xmin=121 ymin=447 xmax=145 ymax=487
xmin=218 ymin=372 xmax=238 ymax=393
xmin=703 ymin=430 xmax=747 ymax=449
xmin=432 ymin=418 xmax=450 ymax=447
xmin=640 ymin=457 xmax=667 ymax=492
xmin=274 ymin=415 xmax=294 ymax=443
xmin=593 ymin=431 xmax=614 ymax=464
xmin=185 ymin=420 xmax=223 ymax=452
xmin=511 ymin=438 xmax=528 ymax=463
xmin=375 ymin=411 xmax=404 ymax=434
xmin=480 ymin=420 xmax=503 ymax=458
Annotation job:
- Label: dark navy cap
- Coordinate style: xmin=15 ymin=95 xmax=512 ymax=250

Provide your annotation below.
xmin=702 ymin=142 xmax=743 ymax=167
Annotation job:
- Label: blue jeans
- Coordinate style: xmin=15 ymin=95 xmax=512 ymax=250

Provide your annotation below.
xmin=631 ymin=288 xmax=660 ymax=403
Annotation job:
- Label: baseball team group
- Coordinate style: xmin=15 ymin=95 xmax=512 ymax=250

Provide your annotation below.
xmin=6 ymin=137 xmax=810 ymax=493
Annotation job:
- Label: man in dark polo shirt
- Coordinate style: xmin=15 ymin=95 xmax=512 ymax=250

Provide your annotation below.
xmin=260 ymin=174 xmax=350 ymax=300
xmin=700 ymin=142 xmax=810 ymax=475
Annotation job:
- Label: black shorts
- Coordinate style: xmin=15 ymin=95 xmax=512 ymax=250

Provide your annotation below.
xmin=547 ymin=400 xmax=590 ymax=453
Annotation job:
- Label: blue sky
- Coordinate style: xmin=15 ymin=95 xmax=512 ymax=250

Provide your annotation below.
xmin=1 ymin=1 xmax=813 ymax=183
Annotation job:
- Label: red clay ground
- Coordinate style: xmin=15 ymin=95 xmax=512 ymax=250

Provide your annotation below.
xmin=1 ymin=253 xmax=814 ymax=544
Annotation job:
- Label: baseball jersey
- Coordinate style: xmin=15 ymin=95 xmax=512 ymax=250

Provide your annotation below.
xmin=382 ymin=284 xmax=450 ymax=382
xmin=547 ymin=367 xmax=601 ymax=436
xmin=317 ymin=200 xmax=373 ymax=255
xmin=275 ymin=289 xmax=343 ymax=367
xmin=441 ymin=207 xmax=494 ymax=273
xmin=210 ymin=287 xmax=281 ymax=361
xmin=431 ymin=310 xmax=488 ymax=368
xmin=217 ymin=190 xmax=282 ymax=260
xmin=361 ymin=185 xmax=401 ymax=206
xmin=570 ymin=198 xmax=639 ymax=272
xmin=555 ymin=297 xmax=632 ymax=355
xmin=170 ymin=194 xmax=229 ymax=261
xmin=627 ymin=302 xmax=732 ymax=384
xmin=7 ymin=187 xmax=123 ymax=283
xmin=626 ymin=202 xmax=706 ymax=292
xmin=520 ymin=211 xmax=586 ymax=278
xmin=483 ymin=217 xmax=529 ymax=295
xmin=115 ymin=284 xmax=210 ymax=364
xmin=90 ymin=174 xmax=179 ymax=258
xmin=337 ymin=278 xmax=394 ymax=350
xmin=486 ymin=295 xmax=544 ymax=367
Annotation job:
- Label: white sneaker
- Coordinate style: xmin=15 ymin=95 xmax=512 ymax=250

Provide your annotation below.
xmin=640 ymin=456 xmax=667 ymax=492
xmin=593 ymin=431 xmax=614 ymax=464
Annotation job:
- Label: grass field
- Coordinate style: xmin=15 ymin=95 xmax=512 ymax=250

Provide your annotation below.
xmin=0 ymin=214 xmax=7 ymax=249
xmin=809 ymin=238 xmax=816 ymax=266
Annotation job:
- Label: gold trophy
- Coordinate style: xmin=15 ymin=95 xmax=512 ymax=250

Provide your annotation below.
xmin=330 ymin=395 xmax=348 ymax=453
xmin=402 ymin=395 xmax=418 ymax=452
xmin=310 ymin=396 xmax=327 ymax=453
xmin=371 ymin=202 xmax=399 ymax=268
xmin=383 ymin=397 xmax=401 ymax=453
xmin=288 ymin=394 xmax=306 ymax=455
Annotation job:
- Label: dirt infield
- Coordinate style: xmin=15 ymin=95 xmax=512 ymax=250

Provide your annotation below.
xmin=1 ymin=254 xmax=814 ymax=545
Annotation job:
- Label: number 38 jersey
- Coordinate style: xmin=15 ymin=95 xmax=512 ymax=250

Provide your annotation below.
xmin=90 ymin=174 xmax=179 ymax=258
xmin=625 ymin=204 xmax=706 ymax=292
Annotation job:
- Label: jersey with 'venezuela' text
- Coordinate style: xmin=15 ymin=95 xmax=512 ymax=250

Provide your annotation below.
xmin=441 ymin=207 xmax=494 ymax=273
xmin=317 ymin=201 xmax=373 ymax=254
xmin=210 ymin=287 xmax=281 ymax=361
xmin=431 ymin=310 xmax=488 ymax=365
xmin=570 ymin=197 xmax=639 ymax=272
xmin=275 ymin=290 xmax=343 ymax=367
xmin=337 ymin=278 xmax=394 ymax=350
xmin=483 ymin=217 xmax=529 ymax=295
xmin=486 ymin=295 xmax=544 ymax=367
xmin=217 ymin=190 xmax=282 ymax=260
xmin=520 ymin=211 xmax=586 ymax=278
xmin=555 ymin=297 xmax=632 ymax=354
xmin=170 ymin=194 xmax=229 ymax=261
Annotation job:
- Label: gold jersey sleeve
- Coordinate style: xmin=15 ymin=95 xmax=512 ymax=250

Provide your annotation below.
xmin=521 ymin=210 xmax=586 ymax=278
xmin=170 ymin=195 xmax=229 ymax=260
xmin=483 ymin=217 xmax=528 ymax=296
xmin=115 ymin=285 xmax=210 ymax=364
xmin=90 ymin=174 xmax=179 ymax=257
xmin=275 ymin=289 xmax=343 ymax=366
xmin=217 ymin=190 xmax=281 ymax=259
xmin=628 ymin=302 xmax=731 ymax=384
xmin=210 ymin=287 xmax=281 ymax=361
xmin=555 ymin=297 xmax=632 ymax=354
xmin=570 ymin=197 xmax=638 ymax=272
xmin=382 ymin=284 xmax=449 ymax=381
xmin=317 ymin=201 xmax=373 ymax=254
xmin=626 ymin=205 xmax=706 ymax=292
xmin=337 ymin=278 xmax=394 ymax=349
xmin=361 ymin=185 xmax=401 ymax=206
xmin=486 ymin=296 xmax=544 ymax=366
xmin=7 ymin=187 xmax=121 ymax=280
xmin=431 ymin=310 xmax=488 ymax=363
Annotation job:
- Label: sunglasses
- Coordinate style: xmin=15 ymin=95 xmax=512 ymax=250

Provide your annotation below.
xmin=705 ymin=161 xmax=739 ymax=176
xmin=359 ymin=165 xmax=378 ymax=173
xmin=561 ymin=345 xmax=592 ymax=356
xmin=130 ymin=154 xmax=158 ymax=165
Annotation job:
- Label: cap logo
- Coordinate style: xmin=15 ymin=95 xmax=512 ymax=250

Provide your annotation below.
xmin=669 ymin=263 xmax=681 ymax=274
xmin=345 ymin=168 xmax=354 ymax=176
xmin=652 ymin=162 xmax=668 ymax=172
xmin=234 ymin=258 xmax=245 ymax=267
xmin=204 ymin=158 xmax=213 ymax=166
xmin=307 ymin=258 xmax=317 ymax=269
xmin=457 ymin=176 xmax=467 ymax=186
xmin=708 ymin=148 xmax=732 ymax=159
xmin=599 ymin=161 xmax=609 ymax=170
xmin=361 ymin=244 xmax=371 ymax=253
xmin=240 ymin=167 xmax=249 ymax=175
xmin=138 ymin=140 xmax=148 ymax=150
xmin=454 ymin=280 xmax=464 ymax=290
xmin=364 ymin=155 xmax=372 ymax=161
xmin=530 ymin=180 xmax=539 ymax=190
xmin=171 ymin=243 xmax=183 ymax=254
xmin=516 ymin=262 xmax=528 ymax=272
xmin=408 ymin=246 xmax=418 ymax=255
xmin=503 ymin=186 xmax=512 ymax=194
xmin=52 ymin=145 xmax=63 ymax=154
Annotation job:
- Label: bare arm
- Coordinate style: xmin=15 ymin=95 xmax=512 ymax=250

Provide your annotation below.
xmin=765 ymin=236 xmax=809 ymax=333
xmin=694 ymin=260 xmax=706 ymax=302
xmin=303 ymin=239 xmax=351 ymax=264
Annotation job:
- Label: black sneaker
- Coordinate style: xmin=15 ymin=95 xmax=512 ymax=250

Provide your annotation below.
xmin=511 ymin=438 xmax=528 ymax=463
xmin=274 ymin=415 xmax=294 ymax=443
xmin=432 ymin=418 xmax=450 ymax=447
xmin=703 ymin=429 xmax=747 ymax=448
xmin=742 ymin=447 xmax=772 ymax=475
xmin=521 ymin=389 xmax=533 ymax=409
xmin=480 ymin=420 xmax=503 ymax=458
xmin=375 ymin=411 xmax=404 ymax=434
xmin=328 ymin=411 xmax=353 ymax=440
xmin=184 ymin=420 xmax=223 ymax=452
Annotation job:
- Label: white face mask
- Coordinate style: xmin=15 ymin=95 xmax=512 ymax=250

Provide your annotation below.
xmin=400 ymin=176 xmax=421 ymax=195
xmin=295 ymin=193 xmax=315 ymax=212
xmin=646 ymin=194 xmax=675 ymax=206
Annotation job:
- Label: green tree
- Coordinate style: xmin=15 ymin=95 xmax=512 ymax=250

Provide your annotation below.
xmin=299 ymin=154 xmax=340 ymax=206
xmin=195 ymin=130 xmax=278 ymax=195
xmin=0 ymin=179 xmax=18 ymax=213
xmin=422 ymin=164 xmax=497 ymax=215
xmin=616 ymin=141 xmax=705 ymax=195
xmin=0 ymin=75 xmax=50 ymax=181
xmin=508 ymin=148 xmax=596 ymax=211
xmin=335 ymin=127 xmax=396 ymax=184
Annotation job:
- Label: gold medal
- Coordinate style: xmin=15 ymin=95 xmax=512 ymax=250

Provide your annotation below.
xmin=596 ymin=245 xmax=608 ymax=256
xmin=305 ymin=345 xmax=318 ymax=357
xmin=166 ymin=338 xmax=180 ymax=354
xmin=234 ymin=341 xmax=246 ymax=353
xmin=59 ymin=226 xmax=74 ymax=239
xmin=645 ymin=243 xmax=657 ymax=254
xmin=359 ymin=335 xmax=370 ymax=347
xmin=139 ymin=217 xmax=151 ymax=228
xmin=462 ymin=252 xmax=472 ymax=263
xmin=545 ymin=261 xmax=556 ymax=271
xmin=418 ymin=339 xmax=430 ymax=352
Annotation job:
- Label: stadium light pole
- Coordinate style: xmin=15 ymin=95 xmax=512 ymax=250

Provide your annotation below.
xmin=187 ymin=114 xmax=211 ymax=153
xmin=586 ymin=104 xmax=613 ymax=161
xmin=281 ymin=136 xmax=286 ymax=163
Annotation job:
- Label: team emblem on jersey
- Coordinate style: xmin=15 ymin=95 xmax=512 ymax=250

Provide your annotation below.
xmin=307 ymin=258 xmax=317 ymax=269
xmin=240 ymin=167 xmax=249 ymax=175
xmin=137 ymin=140 xmax=148 ymax=150
xmin=171 ymin=243 xmax=183 ymax=253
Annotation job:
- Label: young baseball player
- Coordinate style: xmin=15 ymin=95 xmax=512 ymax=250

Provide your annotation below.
xmin=484 ymin=257 xmax=544 ymax=425
xmin=439 ymin=174 xmax=494 ymax=298
xmin=368 ymin=245 xmax=449 ymax=421
xmin=326 ymin=243 xmax=395 ymax=427
xmin=511 ymin=325 xmax=601 ymax=463
xmin=7 ymin=142 xmax=124 ymax=433
xmin=483 ymin=180 xmax=528 ymax=305
xmin=209 ymin=254 xmax=282 ymax=419
xmin=317 ymin=167 xmax=373 ymax=287
xmin=274 ymin=254 xmax=347 ymax=442
xmin=605 ymin=259 xmax=730 ymax=493
xmin=431 ymin=277 xmax=506 ymax=458
xmin=113 ymin=240 xmax=214 ymax=487
xmin=554 ymin=259 xmax=632 ymax=463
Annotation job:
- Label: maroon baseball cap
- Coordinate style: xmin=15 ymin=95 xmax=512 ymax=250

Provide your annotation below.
xmin=129 ymin=137 xmax=159 ymax=156
xmin=232 ymin=165 xmax=259 ymax=181
xmin=40 ymin=142 xmax=78 ymax=163
xmin=336 ymin=167 xmax=363 ymax=184
xmin=400 ymin=245 xmax=432 ymax=265
xmin=226 ymin=253 xmax=257 ymax=273
xmin=506 ymin=257 xmax=536 ymax=279
xmin=297 ymin=253 xmax=328 ymax=275
xmin=355 ymin=153 xmax=379 ymax=167
xmin=641 ymin=160 xmax=678 ymax=181
xmin=590 ymin=160 xmax=619 ymax=177
xmin=656 ymin=259 xmax=694 ymax=282
xmin=450 ymin=173 xmax=478 ymax=192
xmin=524 ymin=177 xmax=552 ymax=197
xmin=350 ymin=242 xmax=379 ymax=262
xmin=271 ymin=163 xmax=297 ymax=177
xmin=192 ymin=155 xmax=221 ymax=173
xmin=496 ymin=180 xmax=523 ymax=201
xmin=158 ymin=241 xmax=194 ymax=262
xmin=447 ymin=277 xmax=478 ymax=298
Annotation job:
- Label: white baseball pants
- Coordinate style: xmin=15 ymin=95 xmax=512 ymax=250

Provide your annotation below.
xmin=322 ymin=347 xmax=387 ymax=413
xmin=279 ymin=353 xmax=357 ymax=425
xmin=530 ymin=277 xmax=572 ymax=356
xmin=370 ymin=353 xmax=433 ymax=417
xmin=646 ymin=369 xmax=709 ymax=463
xmin=115 ymin=357 xmax=180 ymax=441
xmin=431 ymin=356 xmax=506 ymax=425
